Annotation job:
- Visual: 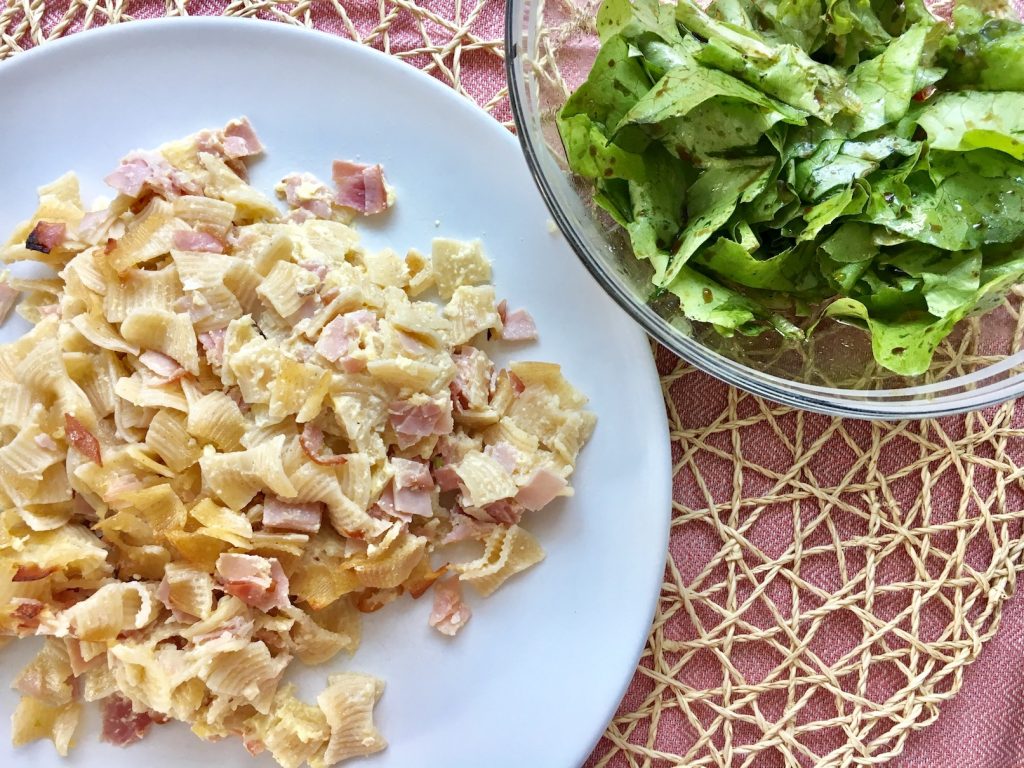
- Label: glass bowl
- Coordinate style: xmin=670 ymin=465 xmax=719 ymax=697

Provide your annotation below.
xmin=504 ymin=0 xmax=1024 ymax=419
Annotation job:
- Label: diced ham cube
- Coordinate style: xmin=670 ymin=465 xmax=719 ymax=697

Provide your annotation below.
xmin=215 ymin=554 xmax=290 ymax=612
xmin=332 ymin=160 xmax=392 ymax=215
xmin=172 ymin=229 xmax=224 ymax=253
xmin=105 ymin=151 xmax=198 ymax=199
xmin=314 ymin=310 xmax=376 ymax=365
xmin=0 ymin=281 xmax=18 ymax=324
xmin=101 ymin=694 xmax=161 ymax=747
xmin=442 ymin=512 xmax=495 ymax=544
xmin=26 ymin=221 xmax=66 ymax=254
xmin=515 ymin=467 xmax=567 ymax=511
xmin=199 ymin=328 xmax=227 ymax=367
xmin=299 ymin=423 xmax=347 ymax=466
xmin=222 ymin=117 xmax=264 ymax=158
xmin=65 ymin=414 xmax=101 ymax=466
xmin=484 ymin=442 xmax=518 ymax=474
xmin=388 ymin=397 xmax=453 ymax=448
xmin=428 ymin=576 xmax=471 ymax=637
xmin=497 ymin=300 xmax=538 ymax=341
xmin=262 ymin=497 xmax=322 ymax=534
xmin=433 ymin=465 xmax=461 ymax=492
xmin=138 ymin=351 xmax=186 ymax=384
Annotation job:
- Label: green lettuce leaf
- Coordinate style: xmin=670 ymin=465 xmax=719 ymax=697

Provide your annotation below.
xmin=938 ymin=4 xmax=1024 ymax=91
xmin=862 ymin=149 xmax=1024 ymax=250
xmin=622 ymin=145 xmax=696 ymax=277
xmin=665 ymin=265 xmax=779 ymax=335
xmin=693 ymin=237 xmax=822 ymax=291
xmin=557 ymin=113 xmax=646 ymax=182
xmin=878 ymin=246 xmax=982 ymax=317
xmin=561 ymin=36 xmax=653 ymax=130
xmin=824 ymin=0 xmax=893 ymax=65
xmin=824 ymin=247 xmax=1024 ymax=375
xmin=675 ymin=0 xmax=853 ymax=119
xmin=916 ymin=91 xmax=1024 ymax=160
xmin=823 ymin=297 xmax=948 ymax=375
xmin=794 ymin=135 xmax=918 ymax=199
xmin=736 ymin=0 xmax=828 ymax=53
xmin=660 ymin=158 xmax=775 ymax=285
xmin=821 ymin=221 xmax=879 ymax=263
xmin=841 ymin=23 xmax=941 ymax=135
xmin=615 ymin=62 xmax=805 ymax=131
xmin=597 ymin=0 xmax=685 ymax=44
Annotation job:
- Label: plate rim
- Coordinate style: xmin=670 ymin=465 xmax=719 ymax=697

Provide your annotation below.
xmin=0 ymin=18 xmax=673 ymax=767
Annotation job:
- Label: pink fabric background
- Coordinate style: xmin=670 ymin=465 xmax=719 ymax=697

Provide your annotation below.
xmin=4 ymin=1 xmax=1024 ymax=766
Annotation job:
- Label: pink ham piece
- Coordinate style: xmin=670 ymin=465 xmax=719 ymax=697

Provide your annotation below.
xmin=299 ymin=261 xmax=329 ymax=281
xmin=279 ymin=174 xmax=334 ymax=219
xmin=332 ymin=160 xmax=392 ymax=215
xmin=435 ymin=435 xmax=461 ymax=465
xmin=0 ymin=281 xmax=20 ymax=325
xmin=450 ymin=347 xmax=491 ymax=410
xmin=65 ymin=414 xmax=101 ymax=466
xmin=105 ymin=157 xmax=151 ymax=197
xmin=507 ymin=370 xmax=526 ymax=395
xmin=428 ymin=576 xmax=471 ymax=637
xmin=370 ymin=482 xmax=406 ymax=522
xmin=501 ymin=309 xmax=538 ymax=341
xmin=433 ymin=465 xmax=461 ymax=492
xmin=172 ymin=229 xmax=224 ymax=254
xmin=388 ymin=397 xmax=454 ymax=448
xmin=105 ymin=151 xmax=197 ymax=199
xmin=215 ymin=553 xmax=290 ymax=612
xmin=176 ymin=293 xmax=214 ymax=325
xmin=139 ymin=351 xmax=186 ymax=384
xmin=262 ymin=496 xmax=322 ymax=534
xmin=314 ymin=310 xmax=376 ymax=366
xmin=480 ymin=499 xmax=524 ymax=525
xmin=11 ymin=599 xmax=45 ymax=628
xmin=496 ymin=300 xmax=538 ymax=342
xmin=393 ymin=457 xmax=433 ymax=490
xmin=195 ymin=118 xmax=263 ymax=161
xmin=0 ymin=282 xmax=18 ymax=325
xmin=101 ymin=694 xmax=162 ymax=747
xmin=392 ymin=458 xmax=434 ymax=519
xmin=284 ymin=208 xmax=315 ymax=224
xmin=199 ymin=328 xmax=227 ymax=367
xmin=515 ymin=467 xmax=568 ymax=511
xmin=484 ymin=442 xmax=518 ymax=474
xmin=72 ymin=492 xmax=97 ymax=521
xmin=222 ymin=118 xmax=264 ymax=159
xmin=13 ymin=564 xmax=56 ymax=582
xmin=299 ymin=423 xmax=347 ymax=466
xmin=25 ymin=221 xmax=66 ymax=255
xmin=289 ymin=297 xmax=319 ymax=324
xmin=192 ymin=614 xmax=255 ymax=645
xmin=442 ymin=512 xmax=496 ymax=544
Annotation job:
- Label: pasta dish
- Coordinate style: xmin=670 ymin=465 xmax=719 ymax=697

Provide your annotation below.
xmin=0 ymin=119 xmax=595 ymax=766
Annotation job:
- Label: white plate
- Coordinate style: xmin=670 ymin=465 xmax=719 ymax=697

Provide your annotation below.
xmin=0 ymin=19 xmax=670 ymax=768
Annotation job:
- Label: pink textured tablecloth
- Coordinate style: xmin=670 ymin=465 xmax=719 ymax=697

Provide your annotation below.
xmin=3 ymin=2 xmax=1024 ymax=766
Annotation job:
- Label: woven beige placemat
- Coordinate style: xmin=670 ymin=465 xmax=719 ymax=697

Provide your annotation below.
xmin=4 ymin=3 xmax=1024 ymax=767
xmin=587 ymin=351 xmax=1024 ymax=767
